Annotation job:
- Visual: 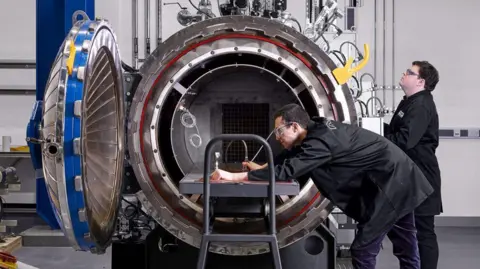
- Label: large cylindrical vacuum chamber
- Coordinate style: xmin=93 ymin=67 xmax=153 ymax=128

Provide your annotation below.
xmin=127 ymin=16 xmax=357 ymax=256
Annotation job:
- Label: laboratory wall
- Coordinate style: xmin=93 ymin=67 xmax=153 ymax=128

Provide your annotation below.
xmin=0 ymin=0 xmax=479 ymax=224
xmin=356 ymin=0 xmax=480 ymax=221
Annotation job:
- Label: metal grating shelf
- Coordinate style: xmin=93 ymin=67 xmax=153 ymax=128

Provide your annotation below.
xmin=222 ymin=103 xmax=270 ymax=163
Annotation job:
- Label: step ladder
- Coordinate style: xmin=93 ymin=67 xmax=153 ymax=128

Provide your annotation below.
xmin=197 ymin=134 xmax=283 ymax=269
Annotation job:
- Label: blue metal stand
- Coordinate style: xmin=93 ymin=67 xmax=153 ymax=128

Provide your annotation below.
xmin=28 ymin=0 xmax=95 ymax=229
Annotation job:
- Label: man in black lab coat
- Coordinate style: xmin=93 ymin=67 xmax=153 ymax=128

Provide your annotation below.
xmin=384 ymin=61 xmax=442 ymax=269
xmin=214 ymin=104 xmax=433 ymax=269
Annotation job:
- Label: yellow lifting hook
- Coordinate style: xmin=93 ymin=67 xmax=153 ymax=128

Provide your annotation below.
xmin=66 ymin=39 xmax=76 ymax=75
xmin=332 ymin=43 xmax=370 ymax=85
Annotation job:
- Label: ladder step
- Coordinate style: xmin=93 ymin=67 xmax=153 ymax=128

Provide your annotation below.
xmin=203 ymin=234 xmax=277 ymax=243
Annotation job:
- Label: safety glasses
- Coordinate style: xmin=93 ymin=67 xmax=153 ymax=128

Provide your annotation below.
xmin=405 ymin=69 xmax=420 ymax=77
xmin=274 ymin=122 xmax=294 ymax=137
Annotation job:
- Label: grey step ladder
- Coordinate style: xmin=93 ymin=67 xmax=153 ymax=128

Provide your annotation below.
xmin=196 ymin=134 xmax=282 ymax=269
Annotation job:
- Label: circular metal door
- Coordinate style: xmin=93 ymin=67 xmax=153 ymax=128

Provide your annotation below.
xmin=40 ymin=18 xmax=125 ymax=253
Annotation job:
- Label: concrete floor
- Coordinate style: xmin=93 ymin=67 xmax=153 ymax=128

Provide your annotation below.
xmin=11 ymin=227 xmax=480 ymax=269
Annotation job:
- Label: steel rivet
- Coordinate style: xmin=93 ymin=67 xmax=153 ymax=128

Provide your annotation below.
xmin=156 ymin=105 xmax=160 ymax=109
xmin=210 ymin=51 xmax=215 ymax=55
xmin=151 ymin=126 xmax=155 ymax=129
xmin=154 ymin=149 xmax=158 ymax=153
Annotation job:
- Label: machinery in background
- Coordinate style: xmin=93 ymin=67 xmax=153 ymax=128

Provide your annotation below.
xmin=26 ymin=1 xmax=390 ymax=268
xmin=0 ymin=166 xmax=19 ymax=232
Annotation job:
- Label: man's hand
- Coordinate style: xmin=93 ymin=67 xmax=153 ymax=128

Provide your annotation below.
xmin=241 ymin=161 xmax=267 ymax=171
xmin=210 ymin=169 xmax=248 ymax=182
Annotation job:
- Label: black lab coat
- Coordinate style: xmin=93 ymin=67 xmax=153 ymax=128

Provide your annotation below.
xmin=248 ymin=117 xmax=433 ymax=248
xmin=384 ymin=90 xmax=442 ymax=216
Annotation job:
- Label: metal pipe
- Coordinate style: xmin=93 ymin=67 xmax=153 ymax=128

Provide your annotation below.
xmin=156 ymin=0 xmax=162 ymax=47
xmin=372 ymin=0 xmax=378 ymax=115
xmin=145 ymin=0 xmax=151 ymax=56
xmin=132 ymin=0 xmax=139 ymax=69
xmin=391 ymin=0 xmax=396 ymax=110
xmin=382 ymin=0 xmax=386 ymax=106
xmin=373 ymin=0 xmax=377 ymax=80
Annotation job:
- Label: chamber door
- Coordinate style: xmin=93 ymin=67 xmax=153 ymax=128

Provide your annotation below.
xmin=40 ymin=16 xmax=125 ymax=253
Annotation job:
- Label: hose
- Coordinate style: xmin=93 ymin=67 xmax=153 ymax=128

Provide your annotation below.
xmin=224 ymin=140 xmax=249 ymax=164
xmin=291 ymin=18 xmax=302 ymax=33
xmin=356 ymin=99 xmax=368 ymax=117
xmin=359 ymin=72 xmax=377 ymax=98
xmin=365 ymin=96 xmax=384 ymax=117
xmin=339 ymin=41 xmax=364 ymax=59
xmin=330 ymin=50 xmax=346 ymax=65
xmin=351 ymin=76 xmax=360 ymax=89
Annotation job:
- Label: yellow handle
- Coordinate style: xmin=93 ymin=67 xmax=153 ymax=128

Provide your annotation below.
xmin=332 ymin=43 xmax=370 ymax=85
xmin=66 ymin=40 xmax=76 ymax=75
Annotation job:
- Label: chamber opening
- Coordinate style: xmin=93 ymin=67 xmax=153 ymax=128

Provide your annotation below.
xmin=156 ymin=52 xmax=320 ymax=204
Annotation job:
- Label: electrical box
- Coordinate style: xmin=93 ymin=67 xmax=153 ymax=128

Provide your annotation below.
xmin=361 ymin=117 xmax=384 ymax=136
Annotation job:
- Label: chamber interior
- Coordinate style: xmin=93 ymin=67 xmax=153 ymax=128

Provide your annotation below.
xmin=157 ymin=52 xmax=320 ymax=192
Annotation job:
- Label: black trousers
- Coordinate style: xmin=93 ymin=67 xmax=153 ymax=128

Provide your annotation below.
xmin=350 ymin=212 xmax=420 ymax=269
xmin=415 ymin=215 xmax=439 ymax=269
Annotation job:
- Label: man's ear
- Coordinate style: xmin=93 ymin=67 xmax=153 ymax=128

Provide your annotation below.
xmin=418 ymin=78 xmax=426 ymax=88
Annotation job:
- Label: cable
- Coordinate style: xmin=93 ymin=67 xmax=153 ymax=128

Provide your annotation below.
xmin=339 ymin=41 xmax=364 ymax=60
xmin=365 ymin=96 xmax=384 ymax=117
xmin=350 ymin=75 xmax=360 ymax=90
xmin=358 ymin=72 xmax=376 ymax=98
xmin=291 ymin=18 xmax=302 ymax=32
xmin=330 ymin=50 xmax=346 ymax=65
xmin=356 ymin=99 xmax=368 ymax=117
xmin=250 ymin=129 xmax=276 ymax=163
xmin=224 ymin=140 xmax=249 ymax=165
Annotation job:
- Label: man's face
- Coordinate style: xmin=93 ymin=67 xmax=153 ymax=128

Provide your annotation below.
xmin=399 ymin=65 xmax=424 ymax=93
xmin=274 ymin=117 xmax=298 ymax=150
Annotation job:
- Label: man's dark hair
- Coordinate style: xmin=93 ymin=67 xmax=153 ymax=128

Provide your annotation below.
xmin=273 ymin=104 xmax=311 ymax=128
xmin=413 ymin=61 xmax=439 ymax=91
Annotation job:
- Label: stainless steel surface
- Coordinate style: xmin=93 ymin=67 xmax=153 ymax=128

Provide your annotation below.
xmin=80 ymin=26 xmax=125 ymax=249
xmin=128 ymin=16 xmax=357 ymax=256
xmin=132 ymin=0 xmax=139 ymax=68
xmin=382 ymin=0 xmax=386 ymax=105
xmin=40 ymin=19 xmax=125 ymax=251
xmin=392 ymin=0 xmax=396 ymax=108
xmin=41 ymin=24 xmax=79 ymax=249
xmin=156 ymin=0 xmax=162 ymax=46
